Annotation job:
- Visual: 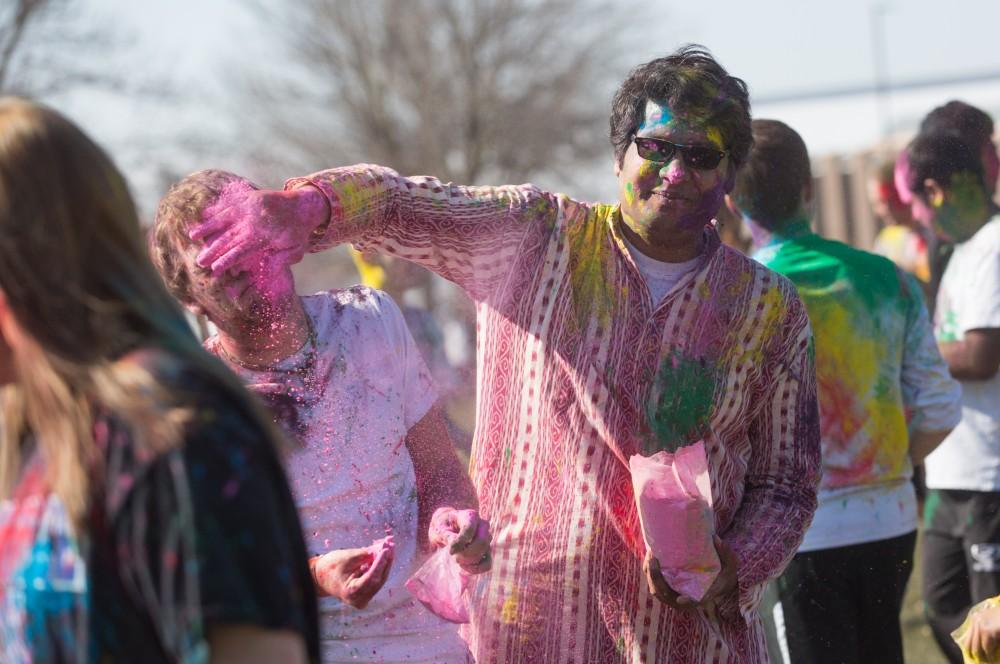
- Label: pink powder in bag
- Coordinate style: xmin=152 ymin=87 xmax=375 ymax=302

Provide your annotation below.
xmin=405 ymin=547 xmax=471 ymax=623
xmin=629 ymin=440 xmax=720 ymax=602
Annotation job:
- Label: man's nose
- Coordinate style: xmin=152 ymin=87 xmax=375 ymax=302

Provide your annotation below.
xmin=659 ymin=156 xmax=692 ymax=185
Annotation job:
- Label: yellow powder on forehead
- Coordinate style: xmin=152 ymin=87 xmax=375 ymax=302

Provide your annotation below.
xmin=706 ymin=126 xmax=724 ymax=149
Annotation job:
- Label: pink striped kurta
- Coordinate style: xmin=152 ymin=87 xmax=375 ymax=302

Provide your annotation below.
xmin=287 ymin=165 xmax=821 ymax=663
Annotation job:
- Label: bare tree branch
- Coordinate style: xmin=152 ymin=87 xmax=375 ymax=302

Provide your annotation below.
xmin=237 ymin=0 xmax=640 ymax=185
xmin=0 ymin=0 xmax=126 ymax=97
xmin=0 ymin=0 xmax=52 ymax=91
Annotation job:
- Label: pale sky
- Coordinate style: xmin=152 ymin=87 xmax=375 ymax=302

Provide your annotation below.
xmin=44 ymin=0 xmax=1000 ymax=211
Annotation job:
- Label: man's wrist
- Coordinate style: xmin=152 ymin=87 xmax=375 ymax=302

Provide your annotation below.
xmin=288 ymin=183 xmax=331 ymax=237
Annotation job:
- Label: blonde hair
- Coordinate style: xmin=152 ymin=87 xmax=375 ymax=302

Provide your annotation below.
xmin=0 ymin=98 xmax=281 ymax=525
xmin=150 ymin=169 xmax=255 ymax=305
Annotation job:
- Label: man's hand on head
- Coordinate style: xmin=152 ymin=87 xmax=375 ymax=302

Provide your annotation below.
xmin=191 ymin=185 xmax=330 ymax=278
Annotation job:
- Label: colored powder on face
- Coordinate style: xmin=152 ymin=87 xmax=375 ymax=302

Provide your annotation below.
xmin=935 ymin=171 xmax=990 ymax=242
xmin=623 ymin=182 xmax=636 ymax=206
xmin=639 ymin=100 xmax=673 ymax=131
xmin=645 ymin=350 xmax=716 ymax=454
xmin=705 ymin=126 xmax=724 ymax=150
xmin=677 ymin=178 xmax=728 ymax=232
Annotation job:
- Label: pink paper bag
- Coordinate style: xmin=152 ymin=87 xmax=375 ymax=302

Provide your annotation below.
xmin=405 ymin=547 xmax=471 ymax=623
xmin=629 ymin=440 xmax=720 ymax=602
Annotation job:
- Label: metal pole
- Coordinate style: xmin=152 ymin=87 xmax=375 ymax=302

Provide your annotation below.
xmin=871 ymin=3 xmax=892 ymax=138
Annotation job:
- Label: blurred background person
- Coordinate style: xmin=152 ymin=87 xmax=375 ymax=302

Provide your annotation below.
xmin=920 ymin=101 xmax=1000 ymax=200
xmin=896 ymin=101 xmax=1000 ymax=313
xmin=872 ymin=157 xmax=931 ymax=287
xmin=0 ymin=98 xmax=319 ymax=663
xmin=903 ymin=130 xmax=1000 ymax=664
xmin=730 ymin=119 xmax=961 ymax=664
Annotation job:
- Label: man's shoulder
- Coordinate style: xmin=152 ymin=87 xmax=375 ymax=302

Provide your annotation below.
xmin=716 ymin=244 xmax=800 ymax=296
xmin=966 ymin=215 xmax=1000 ymax=253
xmin=304 ymin=285 xmax=399 ymax=317
xmin=762 ymin=234 xmax=902 ymax=291
xmin=709 ymin=245 xmax=810 ymax=323
xmin=303 ymin=286 xmax=405 ymax=342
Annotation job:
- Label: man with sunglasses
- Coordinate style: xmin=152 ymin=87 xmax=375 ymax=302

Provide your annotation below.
xmin=189 ymin=46 xmax=821 ymax=663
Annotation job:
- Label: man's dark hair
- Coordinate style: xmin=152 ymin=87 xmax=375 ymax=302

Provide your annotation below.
xmin=730 ymin=119 xmax=811 ymax=231
xmin=610 ymin=45 xmax=752 ymax=168
xmin=920 ymin=100 xmax=994 ymax=151
xmin=905 ymin=131 xmax=985 ymax=198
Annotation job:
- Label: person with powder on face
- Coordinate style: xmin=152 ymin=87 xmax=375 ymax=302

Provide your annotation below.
xmin=151 ymin=170 xmax=490 ymax=664
xmin=871 ymin=158 xmax=932 ymax=288
xmin=0 ymin=98 xmax=321 ymax=662
xmin=899 ymin=131 xmax=1000 ymax=664
xmin=896 ymin=101 xmax=1000 ymax=312
xmin=727 ymin=119 xmax=961 ymax=664
xmin=186 ymin=45 xmax=821 ymax=662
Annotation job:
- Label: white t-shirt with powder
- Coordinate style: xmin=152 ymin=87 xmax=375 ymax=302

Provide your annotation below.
xmin=926 ymin=216 xmax=1000 ymax=491
xmin=622 ymin=237 xmax=702 ymax=303
xmin=206 ymin=287 xmax=469 ymax=664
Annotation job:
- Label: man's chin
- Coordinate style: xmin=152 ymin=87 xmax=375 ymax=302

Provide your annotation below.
xmin=647 ymin=213 xmax=712 ymax=237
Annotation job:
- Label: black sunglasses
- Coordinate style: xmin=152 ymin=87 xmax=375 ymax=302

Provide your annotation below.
xmin=633 ymin=136 xmax=728 ymax=170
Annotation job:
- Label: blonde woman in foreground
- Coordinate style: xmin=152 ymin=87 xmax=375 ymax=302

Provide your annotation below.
xmin=0 ymin=98 xmax=320 ymax=663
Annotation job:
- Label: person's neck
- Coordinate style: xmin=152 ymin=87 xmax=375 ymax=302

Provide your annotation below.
xmin=989 ymin=201 xmax=1000 ymax=220
xmin=217 ymin=296 xmax=310 ymax=370
xmin=748 ymin=216 xmax=811 ymax=251
xmin=620 ymin=216 xmax=704 ymax=263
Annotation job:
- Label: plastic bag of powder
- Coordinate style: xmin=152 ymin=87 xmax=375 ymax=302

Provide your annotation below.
xmin=952 ymin=595 xmax=1000 ymax=664
xmin=405 ymin=546 xmax=471 ymax=623
xmin=630 ymin=440 xmax=720 ymax=602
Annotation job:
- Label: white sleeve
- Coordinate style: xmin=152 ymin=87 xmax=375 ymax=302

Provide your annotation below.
xmin=374 ymin=290 xmax=439 ymax=430
xmin=958 ymin=247 xmax=1000 ymax=333
xmin=900 ymin=272 xmax=962 ymax=433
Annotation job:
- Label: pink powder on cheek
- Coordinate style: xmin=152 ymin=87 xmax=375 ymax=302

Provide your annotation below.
xmin=674 ymin=177 xmax=727 ymax=231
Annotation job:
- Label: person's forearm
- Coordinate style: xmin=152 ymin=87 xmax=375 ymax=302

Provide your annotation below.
xmin=940 ymin=340 xmax=1000 ymax=380
xmin=405 ymin=405 xmax=479 ymax=548
xmin=285 ymin=165 xmax=558 ymax=300
xmin=910 ymin=428 xmax=953 ymax=466
xmin=723 ymin=479 xmax=818 ymax=603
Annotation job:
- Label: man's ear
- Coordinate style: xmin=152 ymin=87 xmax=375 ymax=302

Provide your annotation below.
xmin=613 ymin=157 xmax=622 ymax=177
xmin=802 ymin=179 xmax=814 ymax=206
xmin=923 ymin=178 xmax=945 ymax=208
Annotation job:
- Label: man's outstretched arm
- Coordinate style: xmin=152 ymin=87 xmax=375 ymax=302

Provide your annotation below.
xmin=193 ymin=165 xmax=562 ymax=302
